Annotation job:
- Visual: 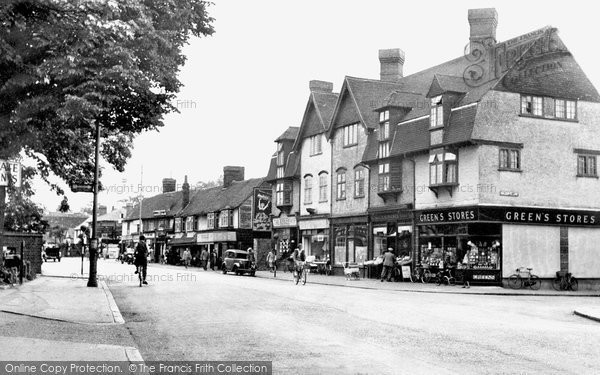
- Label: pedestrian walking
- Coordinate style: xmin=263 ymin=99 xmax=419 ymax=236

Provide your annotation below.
xmin=210 ymin=249 xmax=217 ymax=270
xmin=247 ymin=247 xmax=255 ymax=263
xmin=134 ymin=235 xmax=149 ymax=285
xmin=183 ymin=248 xmax=192 ymax=269
xmin=266 ymin=249 xmax=276 ymax=272
xmin=381 ymin=248 xmax=395 ymax=282
xmin=200 ymin=248 xmax=209 ymax=270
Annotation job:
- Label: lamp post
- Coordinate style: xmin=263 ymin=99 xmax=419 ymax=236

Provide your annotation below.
xmin=87 ymin=121 xmax=100 ymax=287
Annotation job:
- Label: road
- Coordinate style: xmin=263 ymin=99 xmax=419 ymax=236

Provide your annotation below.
xmin=31 ymin=258 xmax=600 ymax=374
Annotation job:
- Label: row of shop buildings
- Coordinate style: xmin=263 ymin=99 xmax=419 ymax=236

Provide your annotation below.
xmin=122 ymin=8 xmax=600 ymax=286
xmin=264 ymin=8 xmax=600 ymax=286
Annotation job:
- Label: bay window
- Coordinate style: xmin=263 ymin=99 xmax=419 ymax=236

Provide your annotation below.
xmin=429 ymin=151 xmax=457 ymax=186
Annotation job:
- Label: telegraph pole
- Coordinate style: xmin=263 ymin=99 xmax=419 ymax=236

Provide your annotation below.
xmin=87 ymin=121 xmax=100 ymax=287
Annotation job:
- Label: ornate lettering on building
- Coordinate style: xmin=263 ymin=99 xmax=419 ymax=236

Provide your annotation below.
xmin=253 ymin=188 xmax=272 ymax=231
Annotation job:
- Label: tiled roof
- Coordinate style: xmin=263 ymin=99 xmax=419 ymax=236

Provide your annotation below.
xmin=179 ymin=178 xmax=266 ymax=216
xmin=124 ymin=190 xmax=191 ymax=220
xmin=275 ymin=127 xmax=300 ymax=142
xmin=391 ymin=117 xmax=430 ymax=156
xmin=443 ymin=105 xmax=478 ymax=145
xmin=361 ymin=26 xmax=600 ymax=158
xmin=427 ymin=74 xmax=469 ymax=97
xmin=313 ymin=92 xmax=339 ymax=132
xmin=265 ymin=154 xmax=277 ymax=181
xmin=284 ymin=151 xmax=300 ymax=177
xmin=43 ymin=212 xmax=89 ymax=230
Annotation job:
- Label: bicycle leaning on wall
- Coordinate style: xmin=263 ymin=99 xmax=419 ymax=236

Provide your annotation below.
xmin=508 ymin=267 xmax=541 ymax=290
xmin=552 ymin=271 xmax=578 ymax=291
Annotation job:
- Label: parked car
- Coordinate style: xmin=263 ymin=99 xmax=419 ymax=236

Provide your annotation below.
xmin=221 ymin=249 xmax=256 ymax=276
xmin=43 ymin=245 xmax=61 ymax=262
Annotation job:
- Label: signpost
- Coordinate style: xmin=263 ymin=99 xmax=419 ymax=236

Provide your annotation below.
xmin=71 ymin=184 xmax=94 ymax=193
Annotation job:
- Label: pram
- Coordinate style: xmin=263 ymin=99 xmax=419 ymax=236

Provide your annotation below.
xmin=343 ymin=262 xmax=360 ymax=280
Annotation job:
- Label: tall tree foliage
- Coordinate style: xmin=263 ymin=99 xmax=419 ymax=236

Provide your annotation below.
xmin=0 ymin=0 xmax=214 ymax=191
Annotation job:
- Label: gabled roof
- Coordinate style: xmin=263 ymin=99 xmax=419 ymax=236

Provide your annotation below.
xmin=427 ymin=74 xmax=469 ymax=98
xmin=293 ymin=91 xmax=339 ymax=150
xmin=364 ymin=26 xmax=600 ymax=158
xmin=275 ymin=127 xmax=300 ymax=142
xmin=179 ymin=178 xmax=266 ymax=217
xmin=327 ymin=77 xmax=403 ymax=138
xmin=124 ymin=190 xmax=192 ymax=220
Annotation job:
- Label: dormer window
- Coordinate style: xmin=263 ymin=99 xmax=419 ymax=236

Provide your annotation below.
xmin=430 ymin=95 xmax=443 ymax=127
xmin=277 ymin=142 xmax=285 ymax=165
xmin=379 ymin=111 xmax=390 ymax=140
xmin=276 ymin=166 xmax=284 ymax=179
xmin=378 ymin=142 xmax=390 ymax=158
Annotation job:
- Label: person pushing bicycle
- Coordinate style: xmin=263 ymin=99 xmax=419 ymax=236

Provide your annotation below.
xmin=291 ymin=244 xmax=306 ymax=277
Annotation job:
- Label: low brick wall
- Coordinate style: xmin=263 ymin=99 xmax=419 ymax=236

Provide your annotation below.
xmin=3 ymin=232 xmax=44 ymax=275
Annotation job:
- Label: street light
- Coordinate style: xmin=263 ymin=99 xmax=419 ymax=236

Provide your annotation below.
xmin=87 ymin=121 xmax=100 ymax=287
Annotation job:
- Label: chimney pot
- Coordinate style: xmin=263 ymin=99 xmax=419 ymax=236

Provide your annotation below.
xmin=379 ymin=48 xmax=405 ymax=82
xmin=182 ymin=175 xmax=190 ymax=208
xmin=309 ymin=80 xmax=333 ymax=93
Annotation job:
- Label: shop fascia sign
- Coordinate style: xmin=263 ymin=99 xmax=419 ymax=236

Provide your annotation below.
xmin=0 ymin=159 xmax=21 ymax=187
xmin=272 ymin=216 xmax=297 ymax=228
xmin=196 ymin=231 xmax=236 ymax=243
xmin=417 ymin=206 xmax=600 ymax=227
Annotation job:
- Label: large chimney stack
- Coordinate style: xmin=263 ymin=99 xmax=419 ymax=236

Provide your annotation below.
xmin=162 ymin=178 xmax=176 ymax=193
xmin=468 ymin=8 xmax=498 ymax=50
xmin=309 ymin=80 xmax=333 ymax=93
xmin=379 ymin=48 xmax=405 ymax=82
xmin=182 ymin=175 xmax=190 ymax=208
xmin=223 ymin=166 xmax=245 ymax=188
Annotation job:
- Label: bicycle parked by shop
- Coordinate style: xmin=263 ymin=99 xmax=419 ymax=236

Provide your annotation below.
xmin=508 ymin=267 xmax=541 ymax=290
xmin=552 ymin=271 xmax=578 ymax=291
xmin=436 ymin=267 xmax=456 ymax=286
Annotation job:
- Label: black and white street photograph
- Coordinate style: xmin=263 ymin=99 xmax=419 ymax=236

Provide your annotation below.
xmin=1 ymin=1 xmax=600 ymax=374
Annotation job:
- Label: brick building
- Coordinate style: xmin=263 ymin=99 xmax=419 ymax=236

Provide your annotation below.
xmin=294 ymin=81 xmax=338 ymax=260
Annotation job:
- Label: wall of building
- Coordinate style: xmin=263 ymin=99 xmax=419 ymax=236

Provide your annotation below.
xmin=568 ymin=227 xmax=600 ymax=278
xmin=502 ymin=224 xmax=560 ymax=278
xmin=475 ymin=90 xmax=600 ymax=209
xmin=300 ymin=133 xmax=331 ymax=216
xmin=414 ymin=146 xmax=481 ymax=210
xmin=331 ymin=126 xmax=370 ymax=216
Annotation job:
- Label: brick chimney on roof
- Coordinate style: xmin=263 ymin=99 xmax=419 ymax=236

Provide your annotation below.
xmin=468 ymin=8 xmax=498 ymax=50
xmin=182 ymin=176 xmax=190 ymax=208
xmin=309 ymin=80 xmax=333 ymax=93
xmin=379 ymin=48 xmax=405 ymax=82
xmin=223 ymin=166 xmax=245 ymax=188
xmin=162 ymin=178 xmax=176 ymax=193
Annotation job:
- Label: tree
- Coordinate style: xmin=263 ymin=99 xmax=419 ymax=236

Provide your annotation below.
xmin=3 ymin=166 xmax=48 ymax=233
xmin=195 ymin=175 xmax=224 ymax=190
xmin=0 ymin=0 xmax=214 ymax=187
xmin=0 ymin=0 xmax=214 ymax=282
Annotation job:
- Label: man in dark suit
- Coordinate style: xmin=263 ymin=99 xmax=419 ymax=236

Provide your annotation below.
xmin=134 ymin=235 xmax=149 ymax=285
xmin=381 ymin=248 xmax=396 ymax=282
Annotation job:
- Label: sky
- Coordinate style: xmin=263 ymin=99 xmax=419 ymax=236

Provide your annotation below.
xmin=30 ymin=0 xmax=600 ymax=213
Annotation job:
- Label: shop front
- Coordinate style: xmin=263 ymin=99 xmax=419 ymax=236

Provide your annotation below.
xmin=331 ymin=216 xmax=368 ymax=273
xmin=369 ymin=208 xmax=413 ymax=259
xmin=196 ymin=231 xmax=238 ymax=261
xmin=298 ymin=217 xmax=329 ymax=261
xmin=416 ymin=205 xmax=600 ymax=286
xmin=272 ymin=214 xmax=298 ymax=257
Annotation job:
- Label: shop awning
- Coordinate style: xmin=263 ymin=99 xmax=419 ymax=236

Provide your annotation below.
xmin=169 ymin=235 xmax=196 ymax=246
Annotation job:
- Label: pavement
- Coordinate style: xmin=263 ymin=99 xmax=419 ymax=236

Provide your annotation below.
xmin=0 ymin=262 xmax=142 ymax=362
